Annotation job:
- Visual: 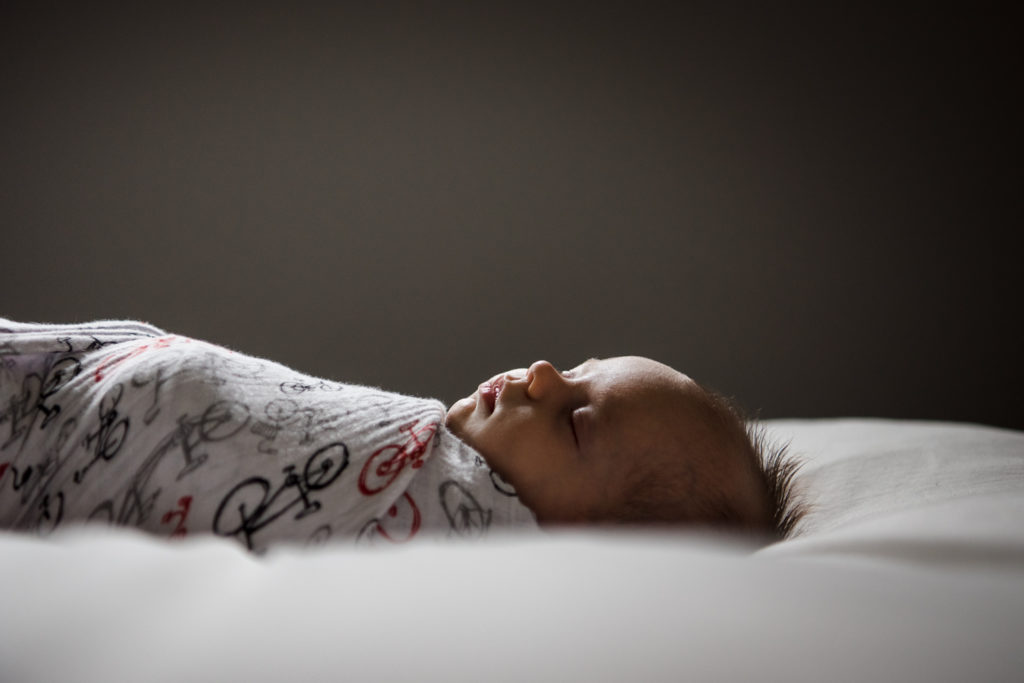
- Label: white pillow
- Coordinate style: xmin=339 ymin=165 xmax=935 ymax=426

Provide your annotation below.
xmin=759 ymin=418 xmax=1024 ymax=571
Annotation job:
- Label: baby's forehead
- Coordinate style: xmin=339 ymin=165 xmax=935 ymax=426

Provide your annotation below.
xmin=576 ymin=356 xmax=720 ymax=453
xmin=600 ymin=361 xmax=701 ymax=417
xmin=602 ymin=376 xmax=731 ymax=461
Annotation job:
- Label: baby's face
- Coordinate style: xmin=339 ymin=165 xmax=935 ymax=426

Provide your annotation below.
xmin=445 ymin=356 xmax=713 ymax=524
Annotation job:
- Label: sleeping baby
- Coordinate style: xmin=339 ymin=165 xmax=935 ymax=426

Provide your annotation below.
xmin=0 ymin=318 xmax=802 ymax=553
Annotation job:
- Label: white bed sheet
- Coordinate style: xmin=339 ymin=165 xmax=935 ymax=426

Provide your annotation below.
xmin=2 ymin=418 xmax=1022 ymax=682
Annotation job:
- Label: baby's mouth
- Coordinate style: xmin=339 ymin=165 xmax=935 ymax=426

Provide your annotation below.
xmin=480 ymin=376 xmax=506 ymax=413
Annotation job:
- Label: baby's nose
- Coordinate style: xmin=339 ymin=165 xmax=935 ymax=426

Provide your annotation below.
xmin=528 ymin=360 xmax=558 ymax=376
xmin=525 ymin=360 xmax=565 ymax=400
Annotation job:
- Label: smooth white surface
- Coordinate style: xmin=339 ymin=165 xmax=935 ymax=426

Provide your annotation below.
xmin=2 ymin=418 xmax=1023 ymax=682
xmin=2 ymin=528 xmax=1022 ymax=683
xmin=759 ymin=419 xmax=1024 ymax=572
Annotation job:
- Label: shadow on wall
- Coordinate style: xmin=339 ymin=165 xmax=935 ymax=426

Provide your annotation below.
xmin=0 ymin=4 xmax=1020 ymax=429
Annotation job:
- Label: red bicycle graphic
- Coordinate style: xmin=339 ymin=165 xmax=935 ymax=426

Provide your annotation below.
xmin=93 ymin=335 xmax=186 ymax=383
xmin=358 ymin=419 xmax=438 ymax=495
xmin=356 ymin=492 xmax=422 ymax=544
xmin=161 ymin=495 xmax=192 ymax=538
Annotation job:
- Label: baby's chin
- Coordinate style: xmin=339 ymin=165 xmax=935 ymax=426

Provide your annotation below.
xmin=444 ymin=396 xmax=476 ymax=436
xmin=443 ymin=399 xmax=499 ymax=468
xmin=445 ymin=396 xmax=468 ymax=419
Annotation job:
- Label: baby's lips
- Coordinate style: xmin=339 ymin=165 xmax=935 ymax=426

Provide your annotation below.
xmin=478 ymin=381 xmax=497 ymax=413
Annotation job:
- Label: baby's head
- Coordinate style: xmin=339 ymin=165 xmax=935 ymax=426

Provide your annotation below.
xmin=445 ymin=356 xmax=803 ymax=539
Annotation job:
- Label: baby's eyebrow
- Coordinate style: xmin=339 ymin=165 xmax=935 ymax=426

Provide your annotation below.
xmin=567 ymin=358 xmax=599 ymax=377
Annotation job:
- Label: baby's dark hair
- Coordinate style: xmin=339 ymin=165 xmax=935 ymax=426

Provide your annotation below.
xmin=618 ymin=385 xmax=808 ymax=541
xmin=705 ymin=389 xmax=808 ymax=540
xmin=744 ymin=420 xmax=808 ymax=539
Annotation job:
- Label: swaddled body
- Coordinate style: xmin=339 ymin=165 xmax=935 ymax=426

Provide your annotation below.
xmin=0 ymin=319 xmax=536 ymax=552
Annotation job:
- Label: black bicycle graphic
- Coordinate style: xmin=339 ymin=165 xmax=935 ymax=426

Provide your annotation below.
xmin=74 ymin=384 xmax=129 ymax=484
xmin=213 ymin=441 xmax=349 ymax=550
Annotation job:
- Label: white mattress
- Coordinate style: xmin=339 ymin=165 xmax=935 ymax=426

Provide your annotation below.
xmin=2 ymin=418 xmax=1023 ymax=682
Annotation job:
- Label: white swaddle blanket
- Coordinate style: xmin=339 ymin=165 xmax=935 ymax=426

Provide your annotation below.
xmin=0 ymin=319 xmax=537 ymax=552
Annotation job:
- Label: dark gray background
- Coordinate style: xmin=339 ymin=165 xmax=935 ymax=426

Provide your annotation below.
xmin=2 ymin=4 xmax=1020 ymax=429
